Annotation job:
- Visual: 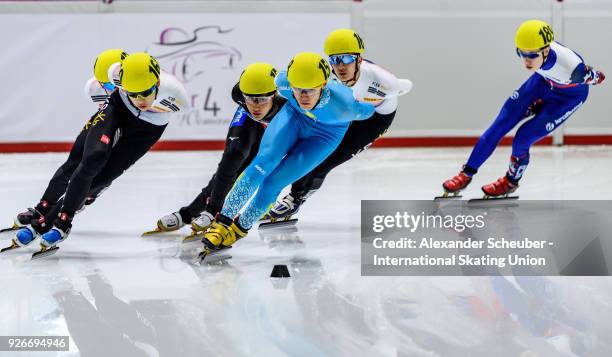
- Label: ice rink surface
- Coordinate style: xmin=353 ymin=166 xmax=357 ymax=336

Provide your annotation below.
xmin=1 ymin=146 xmax=611 ymax=357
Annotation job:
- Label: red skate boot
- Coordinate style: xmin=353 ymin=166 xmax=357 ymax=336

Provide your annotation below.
xmin=481 ymin=176 xmax=518 ymax=198
xmin=439 ymin=171 xmax=473 ymax=199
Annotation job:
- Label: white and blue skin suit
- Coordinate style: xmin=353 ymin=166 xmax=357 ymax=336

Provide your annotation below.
xmin=464 ymin=41 xmax=603 ymax=182
xmin=219 ymin=70 xmax=375 ymax=230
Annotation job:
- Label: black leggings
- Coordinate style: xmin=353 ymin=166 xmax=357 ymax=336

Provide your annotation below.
xmin=180 ymin=116 xmax=265 ymax=222
xmin=291 ymin=110 xmax=396 ymax=198
xmin=39 ymin=91 xmax=166 ymax=226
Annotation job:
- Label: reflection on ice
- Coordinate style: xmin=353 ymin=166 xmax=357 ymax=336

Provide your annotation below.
xmin=1 ymin=148 xmax=611 ymax=356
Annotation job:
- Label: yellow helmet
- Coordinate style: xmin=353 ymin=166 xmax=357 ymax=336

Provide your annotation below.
xmin=239 ymin=63 xmax=278 ymax=95
xmin=515 ymin=20 xmax=554 ymax=51
xmin=94 ymin=49 xmax=127 ymax=83
xmin=324 ymin=28 xmax=365 ymax=56
xmin=287 ymin=52 xmax=331 ymax=89
xmin=119 ymin=52 xmax=161 ymax=93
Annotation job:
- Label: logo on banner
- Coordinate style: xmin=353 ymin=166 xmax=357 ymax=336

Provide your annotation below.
xmin=150 ymin=25 xmax=244 ymax=128
xmin=153 ymin=26 xmax=242 ymax=83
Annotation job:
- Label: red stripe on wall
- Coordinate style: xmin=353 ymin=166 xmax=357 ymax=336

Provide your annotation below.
xmin=0 ymin=135 xmax=609 ymax=153
xmin=0 ymin=142 xmax=74 ymax=153
xmin=151 ymin=140 xmax=225 ymax=151
xmin=563 ymin=135 xmax=612 ymax=145
xmin=372 ymin=136 xmax=553 ymax=147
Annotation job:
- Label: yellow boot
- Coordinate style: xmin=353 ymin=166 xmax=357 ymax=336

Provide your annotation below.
xmin=199 ymin=216 xmax=249 ymax=263
xmin=222 ymin=222 xmax=248 ymax=246
xmin=202 ymin=216 xmax=249 ymax=249
xmin=202 ymin=220 xmax=231 ymax=249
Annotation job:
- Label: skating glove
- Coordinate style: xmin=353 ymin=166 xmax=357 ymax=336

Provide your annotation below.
xmin=585 ymin=66 xmax=605 ymax=85
xmin=524 ymin=99 xmax=544 ymax=118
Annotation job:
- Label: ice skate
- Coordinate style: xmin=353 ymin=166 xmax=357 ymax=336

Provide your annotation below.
xmin=259 ymin=194 xmax=300 ymax=229
xmin=468 ymin=176 xmax=519 ymax=204
xmin=32 ymin=227 xmax=69 ymax=259
xmin=31 ymin=243 xmax=61 ymax=260
xmin=142 ymin=211 xmax=185 ymax=236
xmin=195 ymin=245 xmax=233 ymax=265
xmin=1 ymin=207 xmax=43 ymax=233
xmin=198 ymin=217 xmax=247 ymax=264
xmin=1 ymin=224 xmax=42 ymax=253
xmin=0 ymin=225 xmax=20 ymax=234
xmin=258 ymin=203 xmax=275 ymax=222
xmin=0 ymin=239 xmax=20 ymax=253
xmin=436 ymin=171 xmax=472 ymax=200
xmin=182 ymin=211 xmax=215 ymax=243
xmin=32 ymin=214 xmax=71 ymax=259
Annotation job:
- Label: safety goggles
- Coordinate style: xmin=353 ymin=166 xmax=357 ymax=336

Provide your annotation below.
xmin=328 ymin=54 xmax=358 ymax=65
xmin=291 ymin=87 xmax=320 ymax=96
xmin=126 ymin=84 xmax=157 ymax=99
xmin=516 ymin=48 xmax=543 ymax=59
xmin=243 ymin=93 xmax=274 ymax=105
xmin=101 ymin=82 xmax=116 ymax=91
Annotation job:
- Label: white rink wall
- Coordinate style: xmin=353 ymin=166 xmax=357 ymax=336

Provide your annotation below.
xmin=359 ymin=0 xmax=612 ymax=138
xmin=0 ymin=0 xmax=610 ymax=144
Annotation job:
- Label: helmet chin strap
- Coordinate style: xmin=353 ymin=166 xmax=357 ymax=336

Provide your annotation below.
xmin=540 ymin=47 xmax=550 ymax=68
xmin=154 ymin=80 xmax=161 ymax=99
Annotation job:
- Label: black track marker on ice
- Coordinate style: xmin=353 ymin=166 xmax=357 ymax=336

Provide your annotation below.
xmin=270 ymin=265 xmax=290 ymax=278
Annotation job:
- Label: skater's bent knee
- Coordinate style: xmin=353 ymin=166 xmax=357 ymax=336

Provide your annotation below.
xmin=255 ymin=184 xmax=281 ymax=206
xmin=79 ymin=151 xmax=110 ymax=177
xmin=224 ymin=146 xmax=249 ymax=161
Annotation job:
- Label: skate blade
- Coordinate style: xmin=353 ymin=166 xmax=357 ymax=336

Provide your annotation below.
xmin=0 ymin=240 xmax=20 ymax=253
xmin=434 ymin=193 xmax=462 ymax=201
xmin=182 ymin=232 xmax=203 ymax=244
xmin=141 ymin=227 xmax=178 ymax=236
xmin=141 ymin=228 xmax=163 ymax=236
xmin=0 ymin=224 xmax=19 ymax=233
xmin=258 ymin=218 xmax=298 ymax=230
xmin=195 ymin=246 xmax=232 ymax=265
xmin=468 ymin=196 xmax=519 ymax=206
xmin=31 ymin=245 xmax=59 ymax=260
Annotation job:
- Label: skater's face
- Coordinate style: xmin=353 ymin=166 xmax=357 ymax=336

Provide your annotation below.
xmin=292 ymin=86 xmax=323 ymax=110
xmin=243 ymin=93 xmax=275 ymax=120
xmin=329 ymin=54 xmax=361 ymax=84
xmin=127 ymin=82 xmax=159 ymax=111
xmin=517 ymin=47 xmax=550 ymax=72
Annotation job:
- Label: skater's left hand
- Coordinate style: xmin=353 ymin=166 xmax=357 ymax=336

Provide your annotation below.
xmin=592 ymin=70 xmax=605 ymax=85
xmin=586 ymin=66 xmax=605 ymax=85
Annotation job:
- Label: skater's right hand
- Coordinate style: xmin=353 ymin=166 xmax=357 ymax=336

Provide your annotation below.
xmin=524 ymin=99 xmax=544 ymax=118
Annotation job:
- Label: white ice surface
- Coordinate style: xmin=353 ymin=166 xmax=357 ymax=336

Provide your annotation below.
xmin=1 ymin=147 xmax=611 ymax=357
